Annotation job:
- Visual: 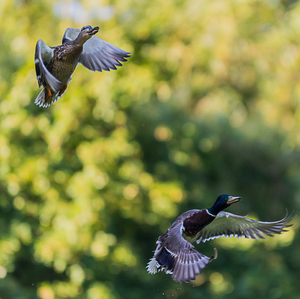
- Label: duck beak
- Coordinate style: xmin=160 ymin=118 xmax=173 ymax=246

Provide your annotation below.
xmin=88 ymin=26 xmax=99 ymax=35
xmin=227 ymin=196 xmax=241 ymax=205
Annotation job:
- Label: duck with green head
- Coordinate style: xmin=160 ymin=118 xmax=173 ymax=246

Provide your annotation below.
xmin=147 ymin=194 xmax=294 ymax=283
xmin=35 ymin=25 xmax=130 ymax=107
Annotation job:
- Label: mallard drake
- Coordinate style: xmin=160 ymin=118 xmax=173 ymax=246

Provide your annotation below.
xmin=147 ymin=194 xmax=294 ymax=283
xmin=34 ymin=25 xmax=130 ymax=107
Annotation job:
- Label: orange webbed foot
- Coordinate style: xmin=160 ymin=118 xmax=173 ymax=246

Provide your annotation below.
xmin=58 ymin=84 xmax=68 ymax=97
xmin=45 ymin=85 xmax=52 ymax=103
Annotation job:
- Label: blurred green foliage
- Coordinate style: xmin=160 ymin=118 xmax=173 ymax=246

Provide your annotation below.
xmin=0 ymin=0 xmax=300 ymax=298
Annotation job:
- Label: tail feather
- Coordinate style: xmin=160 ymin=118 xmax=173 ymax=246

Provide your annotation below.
xmin=35 ymin=77 xmax=72 ymax=107
xmin=35 ymin=87 xmax=59 ymax=108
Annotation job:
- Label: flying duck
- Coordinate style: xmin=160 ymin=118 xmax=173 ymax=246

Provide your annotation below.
xmin=146 ymin=194 xmax=294 ymax=283
xmin=34 ymin=25 xmax=130 ymax=107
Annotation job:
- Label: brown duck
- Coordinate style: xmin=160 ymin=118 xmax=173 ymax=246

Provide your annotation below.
xmin=34 ymin=25 xmax=130 ymax=107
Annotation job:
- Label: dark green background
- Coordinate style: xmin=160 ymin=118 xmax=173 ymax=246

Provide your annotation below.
xmin=0 ymin=0 xmax=299 ymax=298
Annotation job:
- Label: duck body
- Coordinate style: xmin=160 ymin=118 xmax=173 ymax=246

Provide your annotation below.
xmin=180 ymin=209 xmax=215 ymax=242
xmin=47 ymin=42 xmax=82 ymax=83
xmin=36 ymin=41 xmax=82 ymax=105
xmin=147 ymin=194 xmax=294 ymax=283
xmin=35 ymin=25 xmax=130 ymax=107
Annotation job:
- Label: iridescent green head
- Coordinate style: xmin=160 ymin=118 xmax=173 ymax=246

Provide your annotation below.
xmin=208 ymin=194 xmax=241 ymax=216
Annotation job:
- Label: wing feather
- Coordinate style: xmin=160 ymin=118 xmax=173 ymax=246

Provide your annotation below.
xmin=62 ymin=27 xmax=80 ymax=43
xmin=35 ymin=39 xmax=61 ymax=92
xmin=150 ymin=223 xmax=217 ymax=283
xmin=79 ymin=35 xmax=130 ymax=72
xmin=197 ymin=210 xmax=295 ymax=243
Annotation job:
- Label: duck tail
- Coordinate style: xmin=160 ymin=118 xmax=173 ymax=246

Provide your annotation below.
xmin=146 ymin=243 xmax=176 ymax=275
xmin=34 ymin=88 xmax=59 ymax=108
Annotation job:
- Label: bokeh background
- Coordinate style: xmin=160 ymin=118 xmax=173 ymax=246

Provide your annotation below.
xmin=0 ymin=0 xmax=299 ymax=298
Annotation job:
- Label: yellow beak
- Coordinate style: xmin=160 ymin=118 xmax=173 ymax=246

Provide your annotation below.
xmin=227 ymin=196 xmax=241 ymax=204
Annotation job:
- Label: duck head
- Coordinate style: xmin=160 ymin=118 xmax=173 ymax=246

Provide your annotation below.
xmin=208 ymin=194 xmax=241 ymax=216
xmin=76 ymin=25 xmax=99 ymax=44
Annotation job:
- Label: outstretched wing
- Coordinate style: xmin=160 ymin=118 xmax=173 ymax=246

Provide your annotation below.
xmin=196 ymin=211 xmax=295 ymax=244
xmin=35 ymin=39 xmax=61 ymax=92
xmin=80 ymin=35 xmax=130 ymax=72
xmin=62 ymin=27 xmax=130 ymax=72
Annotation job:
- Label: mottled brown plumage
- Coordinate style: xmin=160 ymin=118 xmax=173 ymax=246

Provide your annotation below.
xmin=34 ymin=25 xmax=130 ymax=107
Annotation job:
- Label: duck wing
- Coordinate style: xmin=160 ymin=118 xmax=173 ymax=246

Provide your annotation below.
xmin=147 ymin=222 xmax=217 ymax=283
xmin=62 ymin=27 xmax=130 ymax=72
xmin=35 ymin=39 xmax=62 ymax=93
xmin=196 ymin=210 xmax=294 ymax=243
xmin=62 ymin=27 xmax=81 ymax=43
